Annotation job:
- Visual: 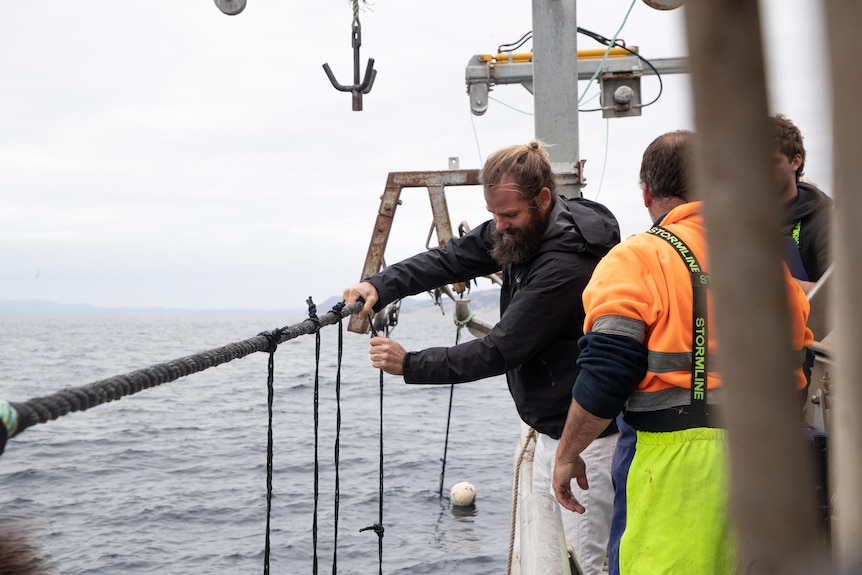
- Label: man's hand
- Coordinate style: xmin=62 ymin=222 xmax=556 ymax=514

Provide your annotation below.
xmin=796 ymin=278 xmax=816 ymax=295
xmin=553 ymin=454 xmax=589 ymax=514
xmin=551 ymin=400 xmax=609 ymax=514
xmin=369 ymin=336 xmax=406 ymax=375
xmin=343 ymin=281 xmax=379 ymax=320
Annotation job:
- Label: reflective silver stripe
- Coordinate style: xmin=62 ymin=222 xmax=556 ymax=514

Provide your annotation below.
xmin=646 ymin=348 xmax=806 ymax=373
xmin=592 ymin=315 xmax=647 ymax=344
xmin=631 ymin=347 xmax=807 ymax=411
xmin=647 ymin=351 xmax=721 ymax=373
xmin=627 ymin=387 xmax=725 ymax=412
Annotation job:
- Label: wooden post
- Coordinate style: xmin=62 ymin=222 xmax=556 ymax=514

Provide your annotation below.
xmin=682 ymin=1 xmax=825 ymax=572
xmin=824 ymin=1 xmax=862 ymax=572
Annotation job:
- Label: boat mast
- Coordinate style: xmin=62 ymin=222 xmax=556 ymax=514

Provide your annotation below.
xmin=531 ymin=0 xmax=582 ymax=199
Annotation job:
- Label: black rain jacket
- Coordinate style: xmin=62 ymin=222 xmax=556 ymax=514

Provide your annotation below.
xmin=782 ymin=181 xmax=833 ymax=282
xmin=366 ymin=195 xmax=620 ymax=439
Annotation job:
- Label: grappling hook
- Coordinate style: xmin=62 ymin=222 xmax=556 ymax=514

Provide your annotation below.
xmin=322 ymin=21 xmax=377 ymax=111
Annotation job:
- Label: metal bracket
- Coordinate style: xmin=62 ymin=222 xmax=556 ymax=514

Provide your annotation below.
xmin=551 ymin=160 xmax=587 ymax=198
xmin=465 ymin=51 xmax=688 ymax=117
xmin=323 ymin=22 xmax=377 ymax=111
xmin=599 ymin=73 xmax=643 ymax=118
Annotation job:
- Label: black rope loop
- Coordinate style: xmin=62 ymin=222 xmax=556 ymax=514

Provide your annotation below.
xmin=329 ymin=300 xmax=346 ymax=316
xmin=311 ymin=298 xmax=323 ymax=575
xmin=307 ymin=297 xmax=322 ymax=333
xmin=258 ymin=327 xmax=285 ymax=354
xmin=331 ymin=302 xmax=345 ymax=574
xmin=261 ymin=324 xmax=286 ymax=575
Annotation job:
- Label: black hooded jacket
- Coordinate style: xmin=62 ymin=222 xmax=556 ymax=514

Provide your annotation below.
xmin=366 ymin=195 xmax=620 ymax=439
xmin=782 ymin=181 xmax=832 ymax=282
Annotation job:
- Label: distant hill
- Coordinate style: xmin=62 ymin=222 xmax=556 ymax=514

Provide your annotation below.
xmin=0 ymin=288 xmax=502 ymax=318
xmin=0 ymin=300 xmax=301 ymax=317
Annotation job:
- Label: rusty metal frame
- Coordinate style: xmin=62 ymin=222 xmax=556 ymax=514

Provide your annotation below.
xmin=349 ymin=169 xmax=482 ymax=333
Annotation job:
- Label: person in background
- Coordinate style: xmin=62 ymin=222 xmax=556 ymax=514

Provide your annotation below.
xmin=552 ymin=131 xmax=814 ymax=574
xmin=771 ymin=113 xmax=833 ymax=293
xmin=343 ymin=140 xmax=620 ymax=574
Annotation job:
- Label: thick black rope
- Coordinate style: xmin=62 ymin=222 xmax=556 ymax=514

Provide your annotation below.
xmin=259 ymin=326 xmax=285 ymax=575
xmin=330 ymin=301 xmax=346 ymax=575
xmin=0 ymin=298 xmax=376 ymax=574
xmin=308 ymin=298 xmax=322 ymax=575
xmin=0 ymin=301 xmax=363 ymax=448
xmin=438 ymin=318 xmax=466 ymax=497
xmin=0 ymin=299 xmax=369 ymax=575
xmin=359 ymin=321 xmax=384 ymax=575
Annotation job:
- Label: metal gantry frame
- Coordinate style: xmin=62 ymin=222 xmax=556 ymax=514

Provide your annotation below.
xmin=347 ymin=169 xmax=482 ymax=335
xmin=465 ymin=49 xmax=688 ymax=117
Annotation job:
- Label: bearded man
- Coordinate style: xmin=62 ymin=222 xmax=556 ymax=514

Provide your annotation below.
xmin=343 ymin=140 xmax=621 ymax=574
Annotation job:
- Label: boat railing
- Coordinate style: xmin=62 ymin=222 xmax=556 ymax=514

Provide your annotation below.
xmin=509 ymin=423 xmax=583 ymax=575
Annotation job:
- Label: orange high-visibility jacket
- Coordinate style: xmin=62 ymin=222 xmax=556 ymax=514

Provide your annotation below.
xmin=582 ymin=201 xmax=813 ymax=413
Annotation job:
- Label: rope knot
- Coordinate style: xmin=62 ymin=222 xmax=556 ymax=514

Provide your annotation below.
xmin=359 ymin=523 xmax=384 ymax=538
xmin=258 ymin=327 xmax=285 ymax=354
xmin=329 ymin=300 xmax=346 ymax=317
xmin=306 ymin=297 xmax=321 ymax=332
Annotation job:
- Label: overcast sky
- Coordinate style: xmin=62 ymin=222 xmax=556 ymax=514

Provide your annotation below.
xmin=0 ymin=0 xmax=831 ymax=310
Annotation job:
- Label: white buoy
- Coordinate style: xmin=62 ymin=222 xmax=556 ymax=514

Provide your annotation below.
xmin=450 ymin=481 xmax=477 ymax=506
xmin=642 ymin=0 xmax=684 ymax=10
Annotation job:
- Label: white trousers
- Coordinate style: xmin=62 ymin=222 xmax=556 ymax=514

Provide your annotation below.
xmin=533 ymin=431 xmax=617 ymax=575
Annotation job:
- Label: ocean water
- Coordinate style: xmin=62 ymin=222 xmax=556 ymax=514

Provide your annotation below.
xmin=0 ymin=304 xmax=521 ymax=574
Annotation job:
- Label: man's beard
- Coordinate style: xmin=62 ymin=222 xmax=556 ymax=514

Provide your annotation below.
xmin=490 ymin=207 xmax=550 ymax=267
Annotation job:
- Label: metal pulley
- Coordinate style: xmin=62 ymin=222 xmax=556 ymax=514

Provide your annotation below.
xmin=214 ymin=0 xmax=246 ymax=16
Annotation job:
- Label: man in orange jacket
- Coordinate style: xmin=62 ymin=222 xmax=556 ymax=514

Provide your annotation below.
xmin=551 ymin=131 xmax=813 ymax=574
